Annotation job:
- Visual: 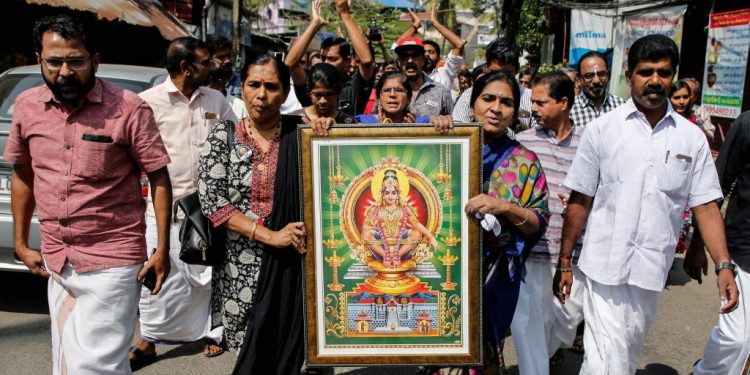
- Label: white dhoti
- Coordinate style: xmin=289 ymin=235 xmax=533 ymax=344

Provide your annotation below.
xmin=579 ymin=274 xmax=661 ymax=375
xmin=511 ymin=258 xmax=585 ymax=375
xmin=693 ymin=265 xmax=750 ymax=375
xmin=49 ymin=261 xmax=141 ymax=375
xmin=138 ymin=216 xmax=222 ymax=344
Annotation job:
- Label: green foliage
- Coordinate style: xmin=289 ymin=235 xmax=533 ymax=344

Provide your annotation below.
xmin=468 ymin=0 xmax=549 ymax=59
xmin=318 ymin=1 xmax=404 ymax=62
xmin=536 ymin=62 xmax=567 ymax=74
xmin=517 ymin=0 xmax=548 ymax=62
xmin=244 ymin=0 xmax=270 ymax=13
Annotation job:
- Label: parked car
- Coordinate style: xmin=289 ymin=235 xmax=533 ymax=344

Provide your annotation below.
xmin=0 ymin=64 xmax=167 ymax=272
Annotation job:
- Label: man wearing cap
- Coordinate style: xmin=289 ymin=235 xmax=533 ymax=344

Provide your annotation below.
xmin=394 ymin=36 xmax=453 ymax=117
xmin=398 ymin=5 xmax=465 ymax=90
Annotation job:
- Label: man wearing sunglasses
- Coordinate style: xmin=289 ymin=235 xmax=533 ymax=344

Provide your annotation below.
xmin=569 ymin=50 xmax=625 ymax=128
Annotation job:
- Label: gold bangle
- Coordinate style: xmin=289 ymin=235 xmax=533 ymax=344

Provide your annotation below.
xmin=513 ymin=209 xmax=529 ymax=226
xmin=249 ymin=221 xmax=258 ymax=241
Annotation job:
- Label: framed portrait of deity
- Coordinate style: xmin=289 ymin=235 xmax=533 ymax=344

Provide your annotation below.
xmin=298 ymin=124 xmax=483 ymax=366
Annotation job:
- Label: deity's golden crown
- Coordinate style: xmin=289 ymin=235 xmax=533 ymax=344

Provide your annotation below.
xmin=375 ymin=157 xmax=406 ymax=172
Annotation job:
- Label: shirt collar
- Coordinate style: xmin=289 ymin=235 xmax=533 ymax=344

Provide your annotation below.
xmin=418 ymin=73 xmax=436 ymax=90
xmin=577 ymin=92 xmax=616 ymax=108
xmin=164 ymin=76 xmax=204 ymax=102
xmin=37 ymin=78 xmax=103 ymax=105
xmin=576 ymin=92 xmax=592 ymax=107
xmin=623 ymin=98 xmax=679 ymax=127
xmin=533 ymin=121 xmax=577 ymax=142
xmin=86 ymin=79 xmax=103 ymax=103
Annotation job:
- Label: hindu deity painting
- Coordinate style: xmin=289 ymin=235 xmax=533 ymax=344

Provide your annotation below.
xmin=300 ymin=126 xmax=481 ymax=365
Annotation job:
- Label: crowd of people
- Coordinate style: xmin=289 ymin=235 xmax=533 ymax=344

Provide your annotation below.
xmin=4 ymin=4 xmax=749 ymax=375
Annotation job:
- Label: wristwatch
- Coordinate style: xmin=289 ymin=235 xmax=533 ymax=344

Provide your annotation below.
xmin=714 ymin=262 xmax=737 ymax=277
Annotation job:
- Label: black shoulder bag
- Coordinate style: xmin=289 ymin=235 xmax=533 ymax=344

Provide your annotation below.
xmin=176 ymin=121 xmax=234 ymax=265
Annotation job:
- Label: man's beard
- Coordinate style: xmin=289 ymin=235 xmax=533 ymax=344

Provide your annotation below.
xmin=423 ymin=57 xmax=435 ymax=72
xmin=44 ymin=70 xmax=96 ymax=105
xmin=585 ymin=84 xmax=606 ymax=100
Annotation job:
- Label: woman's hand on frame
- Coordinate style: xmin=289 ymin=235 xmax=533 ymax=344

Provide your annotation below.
xmin=430 ymin=115 xmax=454 ymax=134
xmin=270 ymin=222 xmax=307 ymax=254
xmin=310 ymin=117 xmax=335 ymax=136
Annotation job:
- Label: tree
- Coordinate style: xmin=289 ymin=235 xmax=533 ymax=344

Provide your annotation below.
xmin=517 ymin=0 xmax=548 ymax=63
xmin=316 ymin=0 xmax=404 ymax=62
xmin=470 ymin=0 xmax=549 ymax=62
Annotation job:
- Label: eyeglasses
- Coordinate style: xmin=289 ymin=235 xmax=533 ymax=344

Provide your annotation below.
xmin=310 ymin=91 xmax=337 ymax=100
xmin=581 ymin=71 xmax=608 ymax=81
xmin=41 ymin=57 xmax=89 ymax=71
xmin=381 ymin=87 xmax=407 ymax=94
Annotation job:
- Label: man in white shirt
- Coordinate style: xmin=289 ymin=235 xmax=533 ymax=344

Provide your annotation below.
xmin=554 ymin=34 xmax=738 ymax=374
xmin=131 ymin=37 xmax=236 ymax=369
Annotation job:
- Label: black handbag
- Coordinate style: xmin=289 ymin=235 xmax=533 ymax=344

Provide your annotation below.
xmin=176 ymin=192 xmax=226 ymax=265
xmin=176 ymin=121 xmax=235 ymax=265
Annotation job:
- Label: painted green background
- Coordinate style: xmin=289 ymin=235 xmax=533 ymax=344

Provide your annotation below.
xmin=318 ymin=143 xmax=467 ymax=346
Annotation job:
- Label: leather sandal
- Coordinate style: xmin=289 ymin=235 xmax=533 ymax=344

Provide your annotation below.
xmin=129 ymin=346 xmax=156 ymax=371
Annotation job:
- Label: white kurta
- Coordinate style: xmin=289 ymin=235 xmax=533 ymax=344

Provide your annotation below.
xmin=49 ymin=262 xmax=141 ymax=375
xmin=511 ymin=259 xmax=584 ymax=375
xmin=138 ymin=217 xmax=220 ymax=343
xmin=693 ymin=266 xmax=750 ymax=375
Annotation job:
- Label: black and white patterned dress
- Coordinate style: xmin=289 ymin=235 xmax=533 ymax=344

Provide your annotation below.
xmin=197 ymin=119 xmax=277 ymax=351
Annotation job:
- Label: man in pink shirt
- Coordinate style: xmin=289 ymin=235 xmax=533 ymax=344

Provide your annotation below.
xmin=3 ymin=14 xmax=172 ymax=375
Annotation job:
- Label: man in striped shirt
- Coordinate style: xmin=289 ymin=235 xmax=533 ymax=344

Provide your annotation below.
xmin=511 ymin=71 xmax=585 ymax=374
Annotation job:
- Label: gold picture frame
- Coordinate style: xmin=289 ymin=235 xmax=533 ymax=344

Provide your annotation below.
xmin=299 ymin=124 xmax=483 ymax=366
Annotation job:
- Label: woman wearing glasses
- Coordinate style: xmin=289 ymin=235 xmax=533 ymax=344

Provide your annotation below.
xmin=310 ymin=70 xmax=452 ymax=134
xmin=356 ymin=71 xmax=427 ymax=123
xmin=301 ymin=63 xmax=356 ymax=125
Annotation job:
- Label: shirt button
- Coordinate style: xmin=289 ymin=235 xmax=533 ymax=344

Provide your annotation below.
xmin=63 ymin=170 xmax=69 ymax=176
xmin=60 ymin=196 xmax=66 ymax=202
xmin=65 ymin=144 xmax=71 ymax=150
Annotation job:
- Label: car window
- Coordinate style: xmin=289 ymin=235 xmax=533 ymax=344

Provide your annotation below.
xmin=0 ymin=75 xmax=44 ymax=120
xmin=105 ymin=78 xmax=153 ymax=96
xmin=0 ymin=74 xmax=154 ymax=121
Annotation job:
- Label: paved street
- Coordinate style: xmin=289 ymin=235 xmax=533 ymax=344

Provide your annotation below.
xmin=0 ymin=254 xmax=725 ymax=374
